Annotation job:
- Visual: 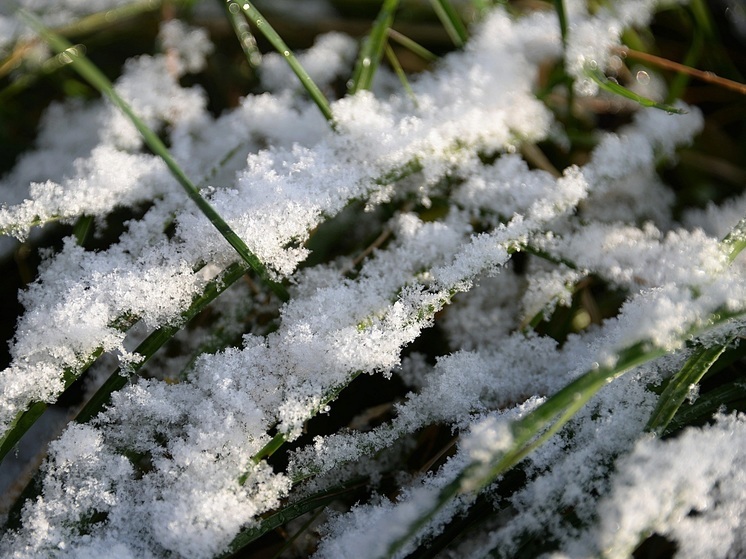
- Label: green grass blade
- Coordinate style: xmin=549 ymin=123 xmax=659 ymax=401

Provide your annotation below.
xmin=665 ymin=380 xmax=746 ymax=435
xmin=386 ymin=28 xmax=437 ymax=62
xmin=385 ymin=44 xmax=416 ymax=102
xmin=240 ymin=370 xmax=364 ymax=484
xmin=349 ymin=0 xmax=400 ymax=94
xmin=0 ymin=402 xmax=48 ymax=464
xmin=553 ymin=0 xmax=569 ymax=47
xmin=224 ymin=1 xmax=262 ymax=69
xmin=230 ymin=1 xmax=333 ymax=122
xmin=429 ymin=0 xmax=468 ymax=47
xmin=645 ymin=339 xmax=733 ymax=436
xmin=586 ymin=66 xmax=686 ymax=114
xmin=721 ymin=216 xmax=746 ymax=263
xmin=383 ymin=304 xmax=746 ymax=557
xmin=646 ymin=215 xmax=746 ymax=434
xmin=73 ymin=215 xmax=94 ymax=245
xmin=17 ymin=9 xmax=288 ymax=302
xmin=75 ymin=262 xmax=250 ymax=424
xmin=0 ymin=347 xmax=108 ymax=463
xmin=218 ymin=478 xmax=366 ymax=558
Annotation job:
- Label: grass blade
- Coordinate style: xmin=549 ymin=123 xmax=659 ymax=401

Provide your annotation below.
xmin=586 ymin=66 xmax=686 ymax=114
xmin=17 ymin=9 xmax=288 ymax=302
xmin=0 ymin=402 xmax=48 ymax=463
xmin=665 ymin=379 xmax=746 ymax=435
xmin=386 ymin=28 xmax=437 ymax=63
xmin=722 ymin=215 xmax=746 ymax=263
xmin=429 ymin=0 xmax=468 ymax=47
xmin=218 ymin=478 xmax=366 ymax=558
xmin=349 ymin=0 xmax=400 ymax=94
xmin=645 ymin=339 xmax=734 ymax=436
xmin=646 ymin=217 xmax=746 ymax=434
xmin=224 ymin=1 xmax=262 ymax=69
xmin=383 ymin=312 xmax=743 ymax=557
xmin=229 ymin=1 xmax=333 ymax=122
xmin=385 ymin=43 xmax=416 ymax=102
xmin=75 ymin=262 xmax=250 ymax=424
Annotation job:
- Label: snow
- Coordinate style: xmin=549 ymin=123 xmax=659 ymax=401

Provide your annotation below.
xmin=1 ymin=1 xmax=744 ymax=558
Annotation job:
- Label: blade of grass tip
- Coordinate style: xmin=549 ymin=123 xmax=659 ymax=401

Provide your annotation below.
xmin=349 ymin=0 xmax=400 ymax=94
xmin=224 ymin=1 xmax=262 ymax=69
xmin=386 ymin=28 xmax=438 ymax=63
xmin=721 ymin=215 xmax=746 ymax=263
xmin=665 ymin=380 xmax=746 ymax=435
xmin=553 ymin=0 xmax=569 ymax=47
xmin=230 ymin=1 xmax=333 ymax=123
xmin=645 ymin=338 xmax=734 ymax=436
xmin=646 ymin=215 xmax=746 ymax=434
xmin=73 ymin=215 xmax=94 ymax=245
xmin=385 ymin=43 xmax=416 ymax=103
xmin=586 ymin=67 xmax=686 ymax=113
xmin=17 ymin=9 xmax=288 ymax=302
xmin=429 ymin=0 xmax=468 ymax=48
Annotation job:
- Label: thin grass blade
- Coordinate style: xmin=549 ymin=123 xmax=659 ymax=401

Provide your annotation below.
xmin=349 ymin=0 xmax=400 ymax=94
xmin=645 ymin=339 xmax=733 ymax=436
xmin=218 ymin=478 xmax=366 ymax=558
xmin=75 ymin=262 xmax=250 ymax=424
xmin=386 ymin=28 xmax=437 ymax=62
xmin=385 ymin=43 xmax=416 ymax=102
xmin=586 ymin=66 xmax=686 ymax=113
xmin=224 ymin=1 xmax=262 ymax=69
xmin=382 ymin=305 xmax=746 ymax=558
xmin=18 ymin=9 xmax=288 ymax=301
xmin=230 ymin=1 xmax=333 ymax=122
xmin=429 ymin=0 xmax=468 ymax=47
xmin=665 ymin=379 xmax=746 ymax=435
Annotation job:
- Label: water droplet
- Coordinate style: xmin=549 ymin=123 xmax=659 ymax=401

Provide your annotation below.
xmin=636 ymin=70 xmax=650 ymax=85
xmin=229 ymin=2 xmax=240 ymax=13
xmin=362 ymin=57 xmax=371 ymax=68
xmin=283 ymin=50 xmax=290 ymax=57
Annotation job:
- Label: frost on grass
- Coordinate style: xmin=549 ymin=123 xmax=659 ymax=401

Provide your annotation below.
xmin=564 ymin=412 xmax=746 ymax=559
xmin=1 ymin=2 xmax=745 ymax=559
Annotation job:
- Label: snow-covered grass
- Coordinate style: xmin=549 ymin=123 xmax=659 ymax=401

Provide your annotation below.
xmin=0 ymin=0 xmax=745 ymax=557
